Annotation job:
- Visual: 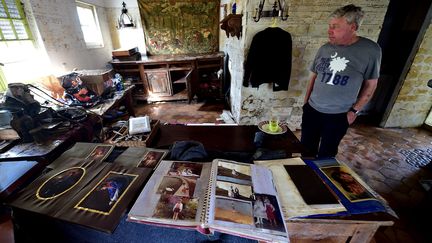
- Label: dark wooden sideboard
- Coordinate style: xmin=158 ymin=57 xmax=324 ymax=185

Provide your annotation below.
xmin=110 ymin=52 xmax=224 ymax=103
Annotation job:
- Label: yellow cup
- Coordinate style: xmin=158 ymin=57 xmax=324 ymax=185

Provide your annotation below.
xmin=268 ymin=117 xmax=279 ymax=132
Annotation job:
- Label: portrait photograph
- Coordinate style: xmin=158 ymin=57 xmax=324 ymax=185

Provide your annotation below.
xmin=85 ymin=145 xmax=114 ymax=163
xmin=156 ymin=176 xmax=197 ymax=199
xmin=152 ymin=195 xmax=199 ymax=222
xmin=137 ymin=150 xmax=166 ymax=168
xmin=252 ymin=194 xmax=286 ymax=232
xmin=36 ymin=167 xmax=85 ymax=200
xmin=215 ymin=181 xmax=253 ymax=201
xmin=74 ymin=171 xmax=138 ymax=215
xmin=217 ymin=160 xmax=252 ymax=184
xmin=321 ymin=166 xmax=374 ymax=202
xmin=167 ymin=162 xmax=203 ymax=178
xmin=214 ymin=197 xmax=254 ymax=225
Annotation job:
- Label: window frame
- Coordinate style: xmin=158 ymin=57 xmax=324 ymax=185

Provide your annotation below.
xmin=0 ymin=0 xmax=33 ymax=41
xmin=76 ymin=1 xmax=104 ymax=49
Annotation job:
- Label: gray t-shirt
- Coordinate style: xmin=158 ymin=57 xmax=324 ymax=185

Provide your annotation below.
xmin=308 ymin=37 xmax=381 ymax=114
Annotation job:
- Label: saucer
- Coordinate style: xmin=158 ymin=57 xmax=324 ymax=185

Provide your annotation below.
xmin=257 ymin=121 xmax=288 ymax=135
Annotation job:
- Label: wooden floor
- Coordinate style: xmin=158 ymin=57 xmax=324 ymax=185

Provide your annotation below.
xmin=135 ymin=100 xmax=432 ymax=243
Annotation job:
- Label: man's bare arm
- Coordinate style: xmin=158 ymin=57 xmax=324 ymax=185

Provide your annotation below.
xmin=353 ymin=78 xmax=378 ymax=111
xmin=347 ymin=78 xmax=378 ymax=124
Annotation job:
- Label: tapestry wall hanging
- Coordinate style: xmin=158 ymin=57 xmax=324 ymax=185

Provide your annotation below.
xmin=138 ymin=0 xmax=219 ymax=55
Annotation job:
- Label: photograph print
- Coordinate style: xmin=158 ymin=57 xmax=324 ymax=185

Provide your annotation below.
xmin=167 ymin=161 xmax=203 ymax=178
xmin=74 ymin=171 xmax=138 ymax=215
xmin=214 ymin=197 xmax=254 ymax=225
xmin=252 ymin=193 xmax=286 ymax=232
xmin=215 ymin=181 xmax=253 ymax=201
xmin=36 ymin=167 xmax=85 ymax=200
xmin=217 ymin=160 xmax=252 ymax=185
xmin=152 ymin=194 xmax=199 ymax=222
xmin=320 ymin=165 xmax=374 ymax=202
xmin=137 ymin=150 xmax=166 ymax=168
xmin=150 ymin=162 xmax=205 ymax=221
xmin=85 ymin=145 xmax=114 ymax=163
xmin=156 ymin=176 xmax=198 ymax=198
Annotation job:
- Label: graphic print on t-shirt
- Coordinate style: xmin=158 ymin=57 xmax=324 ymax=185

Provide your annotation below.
xmin=327 ymin=52 xmax=349 ymax=85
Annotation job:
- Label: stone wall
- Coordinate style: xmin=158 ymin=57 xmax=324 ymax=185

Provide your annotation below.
xmin=383 ymin=21 xmax=432 ymax=128
xmin=221 ymin=0 xmax=389 ymax=130
xmin=20 ymin=0 xmax=431 ymax=128
xmin=104 ymin=6 xmax=146 ymax=55
xmin=28 ymin=0 xmax=113 ymax=74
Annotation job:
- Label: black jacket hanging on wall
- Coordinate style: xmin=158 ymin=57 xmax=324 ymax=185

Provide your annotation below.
xmin=243 ymin=27 xmax=292 ymax=91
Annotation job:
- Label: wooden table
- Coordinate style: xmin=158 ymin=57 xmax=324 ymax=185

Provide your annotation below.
xmin=88 ymin=85 xmax=135 ymax=117
xmin=150 ymin=124 xmax=305 ymax=156
xmin=0 ymin=113 xmax=102 ymax=200
xmin=287 ymin=216 xmax=393 ymax=242
xmin=0 ymin=113 xmax=102 ymax=163
xmin=7 ymin=124 xmax=394 ymax=242
xmin=150 ymin=124 xmax=394 ymax=242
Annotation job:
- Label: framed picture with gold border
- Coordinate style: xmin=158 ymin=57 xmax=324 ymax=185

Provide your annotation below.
xmin=54 ymin=164 xmax=151 ymax=233
xmin=8 ymin=158 xmax=107 ymax=216
xmin=319 ymin=165 xmax=374 ymax=202
xmin=74 ymin=171 xmax=138 ymax=215
xmin=36 ymin=167 xmax=86 ymax=200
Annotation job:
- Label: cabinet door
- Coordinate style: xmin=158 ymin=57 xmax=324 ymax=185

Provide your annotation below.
xmin=196 ymin=56 xmax=224 ymax=99
xmin=111 ymin=62 xmax=146 ymax=100
xmin=144 ymin=70 xmax=172 ymax=96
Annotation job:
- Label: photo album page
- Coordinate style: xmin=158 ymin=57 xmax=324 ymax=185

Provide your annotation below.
xmin=128 ymin=159 xmax=289 ymax=242
xmin=128 ymin=160 xmax=212 ymax=228
xmin=206 ymin=159 xmax=289 ymax=242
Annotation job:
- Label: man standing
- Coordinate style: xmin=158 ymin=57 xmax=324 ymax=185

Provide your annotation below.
xmin=302 ymin=4 xmax=381 ymax=158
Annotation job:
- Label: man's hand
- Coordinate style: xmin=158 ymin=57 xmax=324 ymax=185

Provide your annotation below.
xmin=347 ymin=111 xmax=357 ymax=125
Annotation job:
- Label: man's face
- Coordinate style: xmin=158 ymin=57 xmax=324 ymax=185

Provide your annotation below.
xmin=328 ymin=17 xmax=356 ymax=45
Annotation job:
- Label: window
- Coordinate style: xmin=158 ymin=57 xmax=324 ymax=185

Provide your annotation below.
xmin=0 ymin=0 xmax=34 ymax=91
xmin=0 ymin=0 xmax=32 ymax=41
xmin=76 ymin=1 xmax=103 ymax=48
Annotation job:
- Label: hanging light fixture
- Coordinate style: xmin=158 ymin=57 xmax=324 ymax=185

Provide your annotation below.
xmin=117 ymin=2 xmax=135 ymax=29
xmin=252 ymin=0 xmax=289 ymax=22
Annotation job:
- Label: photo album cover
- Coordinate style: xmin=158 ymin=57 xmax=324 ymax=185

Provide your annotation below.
xmin=55 ymin=164 xmax=151 ymax=233
xmin=303 ymin=158 xmax=395 ymax=216
xmin=128 ymin=159 xmax=289 ymax=242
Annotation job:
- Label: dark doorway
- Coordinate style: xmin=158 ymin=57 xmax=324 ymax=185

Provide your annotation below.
xmin=361 ymin=0 xmax=432 ymax=126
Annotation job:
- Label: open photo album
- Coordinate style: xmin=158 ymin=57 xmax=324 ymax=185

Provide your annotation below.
xmin=128 ymin=159 xmax=289 ymax=242
xmin=254 ymin=157 xmax=347 ymax=219
xmin=255 ymin=157 xmax=395 ymax=218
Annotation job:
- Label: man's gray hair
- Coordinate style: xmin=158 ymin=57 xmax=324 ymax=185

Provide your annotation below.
xmin=331 ymin=4 xmax=364 ymax=30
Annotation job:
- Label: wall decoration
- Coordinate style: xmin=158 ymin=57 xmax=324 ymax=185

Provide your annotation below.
xmin=138 ymin=0 xmax=219 ymax=55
